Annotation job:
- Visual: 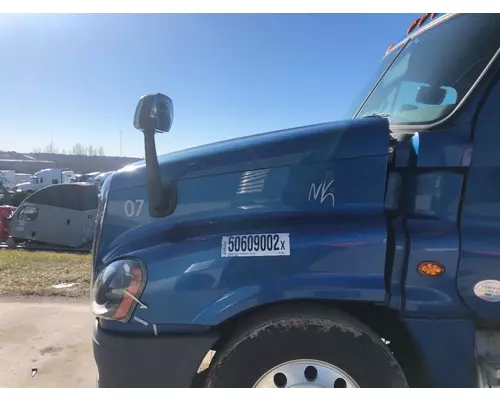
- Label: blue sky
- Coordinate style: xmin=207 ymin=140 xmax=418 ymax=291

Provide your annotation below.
xmin=0 ymin=13 xmax=419 ymax=158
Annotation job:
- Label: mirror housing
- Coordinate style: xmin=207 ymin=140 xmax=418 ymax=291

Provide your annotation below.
xmin=133 ymin=93 xmax=174 ymax=133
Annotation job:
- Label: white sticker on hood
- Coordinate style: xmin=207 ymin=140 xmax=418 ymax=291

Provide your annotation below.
xmin=473 ymin=280 xmax=500 ymax=302
xmin=221 ymin=233 xmax=290 ymax=257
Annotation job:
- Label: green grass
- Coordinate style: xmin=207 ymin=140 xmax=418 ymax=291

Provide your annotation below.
xmin=0 ymin=250 xmax=91 ymax=298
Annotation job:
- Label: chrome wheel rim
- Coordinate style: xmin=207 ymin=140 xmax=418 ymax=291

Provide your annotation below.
xmin=253 ymin=359 xmax=359 ymax=388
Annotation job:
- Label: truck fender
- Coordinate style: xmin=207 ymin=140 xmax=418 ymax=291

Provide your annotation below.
xmin=192 ymin=275 xmax=387 ymax=326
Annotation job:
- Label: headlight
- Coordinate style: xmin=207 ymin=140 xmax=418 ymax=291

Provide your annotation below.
xmin=91 ymin=258 xmax=147 ymax=322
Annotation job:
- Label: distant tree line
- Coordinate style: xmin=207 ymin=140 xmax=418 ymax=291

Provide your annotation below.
xmin=32 ymin=142 xmax=105 ymax=156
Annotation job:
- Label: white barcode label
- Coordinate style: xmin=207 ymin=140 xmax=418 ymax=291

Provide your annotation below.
xmin=221 ymin=233 xmax=290 ymax=257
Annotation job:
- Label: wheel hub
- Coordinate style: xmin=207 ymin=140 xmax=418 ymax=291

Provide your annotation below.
xmin=253 ymin=359 xmax=359 ymax=388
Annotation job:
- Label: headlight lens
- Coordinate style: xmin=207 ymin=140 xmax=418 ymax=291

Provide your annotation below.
xmin=91 ymin=258 xmax=147 ymax=322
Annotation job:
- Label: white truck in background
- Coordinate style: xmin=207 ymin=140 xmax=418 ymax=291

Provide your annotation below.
xmin=62 ymin=170 xmax=75 ymax=183
xmin=90 ymin=171 xmax=114 ymax=189
xmin=13 ymin=168 xmax=73 ymax=192
xmin=0 ymin=170 xmax=33 ymax=189
xmin=14 ymin=172 xmax=32 ymax=185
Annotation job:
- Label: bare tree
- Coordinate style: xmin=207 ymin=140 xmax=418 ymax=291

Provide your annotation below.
xmin=84 ymin=145 xmax=105 ymax=156
xmin=70 ymin=143 xmax=87 ymax=155
xmin=43 ymin=142 xmax=58 ymax=154
xmin=33 ymin=142 xmax=106 ymax=157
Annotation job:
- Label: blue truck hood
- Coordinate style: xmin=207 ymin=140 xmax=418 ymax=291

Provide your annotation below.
xmin=111 ymin=118 xmax=390 ymax=190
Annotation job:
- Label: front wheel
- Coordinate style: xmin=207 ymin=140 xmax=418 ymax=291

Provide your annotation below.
xmin=5 ymin=236 xmax=17 ymax=249
xmin=205 ymin=305 xmax=408 ymax=388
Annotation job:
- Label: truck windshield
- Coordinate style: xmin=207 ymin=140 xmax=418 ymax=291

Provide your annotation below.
xmin=353 ymin=14 xmax=500 ymax=126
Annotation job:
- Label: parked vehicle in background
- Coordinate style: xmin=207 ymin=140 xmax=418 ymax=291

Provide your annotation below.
xmin=32 ymin=168 xmax=64 ymax=188
xmin=0 ymin=205 xmax=16 ymax=241
xmin=91 ymin=14 xmax=500 ymax=388
xmin=70 ymin=174 xmax=83 ymax=182
xmin=1 ymin=185 xmax=31 ymax=207
xmin=6 ymin=183 xmax=98 ymax=250
xmin=92 ymin=171 xmax=114 ymax=189
xmin=1 ymin=180 xmax=29 ymax=208
xmin=13 ymin=182 xmax=34 ymax=192
xmin=14 ymin=172 xmax=32 ymax=185
xmin=71 ymin=172 xmax=101 ymax=184
xmin=62 ymin=170 xmax=76 ymax=183
xmin=0 ymin=170 xmax=31 ymax=189
xmin=0 ymin=183 xmax=7 ymax=203
xmin=0 ymin=170 xmax=16 ymax=189
xmin=85 ymin=172 xmax=103 ymax=184
xmin=13 ymin=168 xmax=65 ymax=192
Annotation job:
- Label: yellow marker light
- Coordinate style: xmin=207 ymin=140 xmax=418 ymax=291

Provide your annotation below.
xmin=417 ymin=261 xmax=445 ymax=277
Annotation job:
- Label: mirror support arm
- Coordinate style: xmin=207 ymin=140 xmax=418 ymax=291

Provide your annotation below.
xmin=143 ymin=129 xmax=165 ymax=217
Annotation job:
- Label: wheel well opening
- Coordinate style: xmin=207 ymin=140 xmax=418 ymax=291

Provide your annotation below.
xmin=195 ymin=300 xmax=430 ymax=388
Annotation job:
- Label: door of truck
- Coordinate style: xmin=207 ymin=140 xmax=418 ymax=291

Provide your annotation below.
xmin=457 ymin=74 xmax=500 ymax=324
xmin=388 ymin=126 xmax=471 ymax=315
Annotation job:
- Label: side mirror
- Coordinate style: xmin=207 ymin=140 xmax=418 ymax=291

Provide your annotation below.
xmin=416 ymin=86 xmax=447 ymax=105
xmin=133 ymin=93 xmax=174 ymax=133
xmin=133 ymin=93 xmax=177 ymax=218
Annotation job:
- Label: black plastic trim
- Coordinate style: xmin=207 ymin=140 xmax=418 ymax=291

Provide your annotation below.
xmin=93 ymin=322 xmax=219 ymax=388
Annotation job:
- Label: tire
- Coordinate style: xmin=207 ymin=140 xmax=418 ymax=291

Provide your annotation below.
xmin=205 ymin=304 xmax=408 ymax=388
xmin=6 ymin=236 xmax=17 ymax=249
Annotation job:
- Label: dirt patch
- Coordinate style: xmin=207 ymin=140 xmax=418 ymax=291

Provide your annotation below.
xmin=40 ymin=346 xmax=64 ymax=356
xmin=0 ymin=297 xmax=96 ymax=388
xmin=0 ymin=251 xmax=91 ymax=298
